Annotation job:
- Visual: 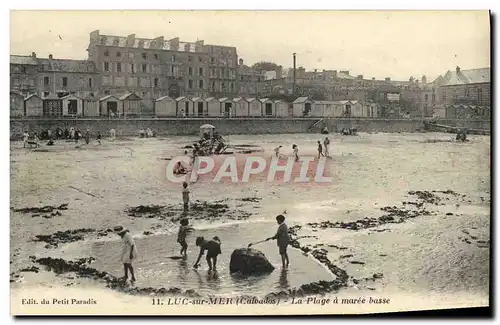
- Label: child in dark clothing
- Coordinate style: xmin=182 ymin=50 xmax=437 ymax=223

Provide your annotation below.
xmin=177 ymin=218 xmax=193 ymax=256
xmin=193 ymin=236 xmax=222 ymax=271
xmin=317 ymin=141 xmax=325 ymax=158
xmin=267 ymin=214 xmax=290 ymax=268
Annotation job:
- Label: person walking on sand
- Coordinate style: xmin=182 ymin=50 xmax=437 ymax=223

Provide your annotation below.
xmin=177 ymin=218 xmax=194 ymax=256
xmin=317 ymin=141 xmax=325 ymax=158
xmin=182 ymin=182 xmax=190 ymax=212
xmin=193 ymin=236 xmax=222 ymax=271
xmin=274 ymin=145 xmax=283 ymax=158
xmin=23 ymin=131 xmax=29 ymax=148
xmin=114 ymin=226 xmax=138 ymax=283
xmin=324 ymin=137 xmax=330 ymax=157
xmin=96 ymin=131 xmax=102 ymax=145
xmin=33 ymin=132 xmax=40 ymax=148
xmin=292 ymin=144 xmax=299 ymax=162
xmin=267 ymin=214 xmax=290 ymax=269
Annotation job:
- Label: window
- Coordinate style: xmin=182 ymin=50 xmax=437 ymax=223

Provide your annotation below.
xmin=44 ymin=77 xmax=50 ymax=85
xmin=424 ymin=94 xmax=428 ymax=102
xmin=171 ymin=66 xmax=175 ymax=74
xmin=116 ymin=51 xmax=121 ymax=57
xmin=117 ymin=63 xmax=122 ymax=72
xmin=465 ymin=88 xmax=470 ymax=97
xmin=104 ymin=62 xmax=109 ymax=71
xmin=104 ymin=90 xmax=110 ymax=95
xmin=154 ymin=78 xmax=159 ymax=87
xmin=199 ymin=80 xmax=204 ymax=89
xmin=199 ymin=67 xmax=203 ymax=76
xmin=131 ymin=64 xmax=135 ymax=73
xmin=104 ymin=51 xmax=109 ymax=57
xmin=89 ymin=78 xmax=92 ymax=88
xmin=172 ymin=55 xmax=176 ymax=62
xmin=62 ymin=77 xmax=68 ymax=87
xmin=128 ymin=52 xmax=134 ymax=59
xmin=188 ymin=56 xmax=192 ymax=62
xmin=188 ymin=80 xmax=193 ymax=89
xmin=154 ymin=54 xmax=159 ymax=60
xmin=43 ymin=91 xmax=49 ymax=97
xmin=142 ymin=52 xmax=147 ymax=59
xmin=188 ymin=67 xmax=193 ymax=76
xmin=199 ymin=56 xmax=203 ymax=62
xmin=432 ymin=94 xmax=435 ymax=102
xmin=142 ymin=64 xmax=147 ymax=73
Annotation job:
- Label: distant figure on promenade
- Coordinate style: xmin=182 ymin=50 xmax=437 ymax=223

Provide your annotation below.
xmin=321 ymin=126 xmax=329 ymax=134
xmin=23 ymin=131 xmax=29 ymax=148
xmin=292 ymin=144 xmax=299 ymax=162
xmin=110 ymin=128 xmax=116 ymax=141
xmin=96 ymin=132 xmax=102 ymax=145
xmin=74 ymin=129 xmax=80 ymax=145
xmin=317 ymin=141 xmax=325 ymax=158
xmin=139 ymin=129 xmax=146 ymax=138
xmin=64 ymin=128 xmax=69 ymax=139
xmin=114 ymin=226 xmax=138 ymax=284
xmin=274 ymin=145 xmax=282 ymax=158
xmin=324 ymin=137 xmax=330 ymax=157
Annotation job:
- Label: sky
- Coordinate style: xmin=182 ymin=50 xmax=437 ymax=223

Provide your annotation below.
xmin=10 ymin=10 xmax=490 ymax=81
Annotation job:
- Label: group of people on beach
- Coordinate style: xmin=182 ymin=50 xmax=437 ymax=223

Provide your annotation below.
xmin=274 ymin=136 xmax=331 ymax=161
xmin=114 ymin=180 xmax=291 ymax=283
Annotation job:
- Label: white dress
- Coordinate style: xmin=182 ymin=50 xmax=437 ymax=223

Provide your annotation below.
xmin=120 ymin=232 xmax=139 ymax=263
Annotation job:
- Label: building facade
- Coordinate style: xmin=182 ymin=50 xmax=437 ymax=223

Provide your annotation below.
xmin=434 ymin=66 xmax=490 ymax=107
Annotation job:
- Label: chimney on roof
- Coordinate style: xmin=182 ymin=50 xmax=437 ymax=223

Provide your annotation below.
xmin=372 ymin=77 xmax=375 ymax=80
xmin=385 ymin=77 xmax=391 ymax=82
xmin=357 ymin=75 xmax=363 ymax=79
xmin=126 ymin=34 xmax=136 ymax=47
xmin=184 ymin=43 xmax=191 ymax=52
xmin=456 ymin=66 xmax=460 ymax=74
xmin=31 ymin=52 xmax=36 ymax=58
xmin=239 ymin=58 xmax=244 ymax=66
xmin=49 ymin=54 xmax=53 ymax=60
xmin=314 ymin=69 xmax=317 ymax=73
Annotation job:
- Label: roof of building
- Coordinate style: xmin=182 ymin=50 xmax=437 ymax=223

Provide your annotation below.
xmin=156 ymin=95 xmax=173 ymax=102
xmin=219 ymin=97 xmax=230 ymax=102
xmin=205 ymin=97 xmax=217 ymax=102
xmin=61 ymin=94 xmax=83 ymax=100
xmin=25 ymin=93 xmax=42 ymax=101
xmin=43 ymin=95 xmax=62 ymax=100
xmin=337 ymin=72 xmax=355 ymax=80
xmin=246 ymin=97 xmax=257 ymax=102
xmin=191 ymin=97 xmax=203 ymax=102
xmin=84 ymin=94 xmax=98 ymax=100
xmin=175 ymin=96 xmax=187 ymax=101
xmin=10 ymin=55 xmax=39 ymax=65
xmin=99 ymin=95 xmax=119 ymax=101
xmin=119 ymin=92 xmax=141 ymax=101
xmin=233 ymin=97 xmax=244 ymax=102
xmin=293 ymin=97 xmax=313 ymax=104
xmin=259 ymin=98 xmax=272 ymax=103
xmin=442 ymin=68 xmax=490 ymax=86
xmin=99 ymin=35 xmax=198 ymax=52
xmin=10 ymin=90 xmax=23 ymax=97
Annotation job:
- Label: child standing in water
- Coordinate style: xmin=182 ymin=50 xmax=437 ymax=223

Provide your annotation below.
xmin=267 ymin=214 xmax=290 ymax=269
xmin=182 ymin=182 xmax=190 ymax=212
xmin=177 ymin=218 xmax=193 ymax=256
xmin=114 ymin=226 xmax=139 ymax=283
xmin=193 ymin=236 xmax=222 ymax=271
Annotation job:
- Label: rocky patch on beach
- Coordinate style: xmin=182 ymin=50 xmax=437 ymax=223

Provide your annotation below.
xmin=459 ymin=229 xmax=490 ymax=248
xmin=33 ymin=228 xmax=96 ymax=248
xmin=12 ymin=203 xmax=68 ymax=219
xmin=127 ymin=198 xmax=259 ymax=222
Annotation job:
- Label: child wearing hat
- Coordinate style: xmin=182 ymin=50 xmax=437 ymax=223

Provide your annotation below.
xmin=114 ymin=226 xmax=139 ymax=283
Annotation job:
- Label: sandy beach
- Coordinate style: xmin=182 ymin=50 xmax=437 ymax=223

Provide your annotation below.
xmin=10 ymin=132 xmax=490 ymax=315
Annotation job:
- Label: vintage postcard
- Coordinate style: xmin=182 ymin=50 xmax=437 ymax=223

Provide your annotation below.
xmin=9 ymin=10 xmax=491 ymax=316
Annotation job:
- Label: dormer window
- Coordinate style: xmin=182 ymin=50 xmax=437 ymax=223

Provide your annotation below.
xmin=139 ymin=40 xmax=144 ymax=48
xmin=100 ymin=37 xmax=107 ymax=45
xmin=113 ymin=38 xmax=119 ymax=46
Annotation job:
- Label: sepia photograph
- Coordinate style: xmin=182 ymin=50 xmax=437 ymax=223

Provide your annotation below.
xmin=9 ymin=10 xmax=491 ymax=316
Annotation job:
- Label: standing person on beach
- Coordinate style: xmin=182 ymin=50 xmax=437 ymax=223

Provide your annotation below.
xmin=114 ymin=226 xmax=138 ymax=283
xmin=182 ymin=182 xmax=190 ymax=212
xmin=110 ymin=128 xmax=116 ymax=141
xmin=33 ymin=133 xmax=40 ymax=148
xmin=177 ymin=218 xmax=194 ymax=256
xmin=274 ymin=145 xmax=283 ymax=158
xmin=324 ymin=137 xmax=330 ymax=157
xmin=23 ymin=131 xmax=29 ymax=148
xmin=193 ymin=236 xmax=222 ymax=271
xmin=317 ymin=141 xmax=325 ymax=158
xmin=267 ymin=214 xmax=290 ymax=269
xmin=292 ymin=144 xmax=299 ymax=162
xmin=96 ymin=132 xmax=102 ymax=145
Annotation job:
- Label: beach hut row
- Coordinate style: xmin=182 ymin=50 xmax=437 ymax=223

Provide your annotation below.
xmin=11 ymin=91 xmax=377 ymax=118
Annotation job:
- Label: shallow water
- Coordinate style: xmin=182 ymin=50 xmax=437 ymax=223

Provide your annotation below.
xmin=90 ymin=222 xmax=333 ymax=296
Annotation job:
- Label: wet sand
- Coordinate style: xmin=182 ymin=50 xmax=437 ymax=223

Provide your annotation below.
xmin=10 ymin=132 xmax=490 ymax=314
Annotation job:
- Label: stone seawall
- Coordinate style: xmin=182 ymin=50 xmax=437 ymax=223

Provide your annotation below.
xmin=10 ymin=118 xmax=491 ymax=140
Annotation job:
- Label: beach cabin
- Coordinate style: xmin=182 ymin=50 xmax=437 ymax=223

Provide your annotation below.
xmin=25 ymin=94 xmax=43 ymax=117
xmin=219 ymin=97 xmax=235 ymax=117
xmin=119 ymin=92 xmax=142 ymax=117
xmin=191 ymin=97 xmax=207 ymax=117
xmin=432 ymin=105 xmax=445 ymax=118
xmin=43 ymin=95 xmax=63 ymax=117
xmin=155 ymin=96 xmax=177 ymax=117
xmin=274 ymin=100 xmax=289 ymax=117
xmin=205 ymin=97 xmax=221 ymax=117
xmin=233 ymin=97 xmax=248 ymax=117
xmin=362 ymin=103 xmax=378 ymax=118
xmin=292 ymin=97 xmax=314 ymax=117
xmin=61 ymin=94 xmax=83 ymax=117
xmin=176 ymin=97 xmax=191 ymax=117
xmin=99 ymin=95 xmax=120 ymax=117
xmin=348 ymin=101 xmax=363 ymax=117
xmin=312 ymin=101 xmax=334 ymax=117
xmin=10 ymin=91 xmax=24 ymax=117
xmin=247 ymin=98 xmax=262 ymax=117
xmin=83 ymin=94 xmax=99 ymax=117
xmin=260 ymin=98 xmax=275 ymax=117
xmin=199 ymin=124 xmax=215 ymax=139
